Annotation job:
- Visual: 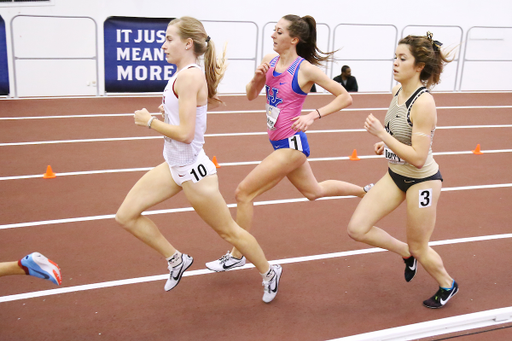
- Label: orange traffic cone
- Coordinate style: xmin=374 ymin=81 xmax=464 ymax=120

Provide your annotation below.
xmin=472 ymin=144 xmax=483 ymax=155
xmin=43 ymin=165 xmax=56 ymax=179
xmin=212 ymin=156 xmax=221 ymax=168
xmin=349 ymin=149 xmax=360 ymax=161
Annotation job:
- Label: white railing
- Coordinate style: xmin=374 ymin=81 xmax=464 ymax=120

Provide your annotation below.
xmin=9 ymin=15 xmax=99 ymax=97
xmin=3 ymin=16 xmax=512 ymax=97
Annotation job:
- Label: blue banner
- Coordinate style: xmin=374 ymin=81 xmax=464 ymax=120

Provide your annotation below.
xmin=0 ymin=16 xmax=9 ymax=95
xmin=104 ymin=17 xmax=176 ymax=93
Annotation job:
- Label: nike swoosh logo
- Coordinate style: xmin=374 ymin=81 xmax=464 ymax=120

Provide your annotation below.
xmin=32 ymin=269 xmax=50 ymax=280
xmin=172 ymin=267 xmax=186 ymax=280
xmin=279 ymin=82 xmax=287 ymax=85
xmin=439 ymin=287 xmax=458 ymax=305
xmin=269 ymin=280 xmax=278 ymax=293
xmin=169 ymin=258 xmax=193 ymax=283
xmin=404 ymin=180 xmax=416 ymax=184
xmin=171 ymin=263 xmax=185 ymax=280
xmin=267 ymin=273 xmax=279 ymax=293
xmin=409 ymin=262 xmax=417 ymax=271
xmin=222 ymin=261 xmax=242 ymax=270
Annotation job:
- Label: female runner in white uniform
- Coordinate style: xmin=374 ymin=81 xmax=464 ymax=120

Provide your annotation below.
xmin=115 ymin=16 xmax=282 ymax=303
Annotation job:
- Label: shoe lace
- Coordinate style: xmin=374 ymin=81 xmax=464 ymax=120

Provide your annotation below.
xmin=262 ymin=279 xmax=271 ymax=293
xmin=262 ymin=271 xmax=276 ymax=293
xmin=219 ymin=252 xmax=231 ymax=264
xmin=168 ymin=260 xmax=183 ymax=273
xmin=432 ymin=288 xmax=444 ymax=302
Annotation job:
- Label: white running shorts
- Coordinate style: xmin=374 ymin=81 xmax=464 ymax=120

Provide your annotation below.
xmin=168 ymin=149 xmax=217 ymax=187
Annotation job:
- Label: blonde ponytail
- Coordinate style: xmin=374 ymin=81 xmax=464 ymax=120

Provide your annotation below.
xmin=169 ymin=16 xmax=227 ymax=104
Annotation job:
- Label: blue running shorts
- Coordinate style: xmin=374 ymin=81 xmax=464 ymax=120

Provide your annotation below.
xmin=270 ymin=131 xmax=310 ymax=157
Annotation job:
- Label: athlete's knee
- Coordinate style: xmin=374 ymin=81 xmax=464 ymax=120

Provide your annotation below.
xmin=303 ymin=191 xmax=321 ymax=201
xmin=347 ymin=221 xmax=367 ymax=242
xmin=408 ymin=243 xmax=428 ymax=260
xmin=115 ymin=209 xmax=136 ymax=230
xmin=234 ymin=183 xmax=252 ymax=204
xmin=215 ymin=224 xmax=241 ymax=244
xmin=299 ymin=185 xmax=324 ymax=201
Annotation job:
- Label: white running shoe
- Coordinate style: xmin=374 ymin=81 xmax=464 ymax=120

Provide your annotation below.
xmin=262 ymin=264 xmax=283 ymax=303
xmin=205 ymin=251 xmax=246 ymax=272
xmin=164 ymin=254 xmax=193 ymax=291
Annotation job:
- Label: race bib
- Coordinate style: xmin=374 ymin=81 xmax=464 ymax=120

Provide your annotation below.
xmin=189 ymin=163 xmax=209 ymax=183
xmin=265 ymin=103 xmax=281 ymax=130
xmin=288 ymin=134 xmax=303 ymax=152
xmin=384 ymin=145 xmax=405 ymax=165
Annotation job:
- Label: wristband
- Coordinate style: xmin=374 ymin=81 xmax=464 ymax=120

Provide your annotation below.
xmin=147 ymin=116 xmax=156 ymax=129
xmin=316 ymin=109 xmax=321 ymax=119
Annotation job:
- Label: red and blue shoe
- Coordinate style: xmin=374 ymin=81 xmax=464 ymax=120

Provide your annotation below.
xmin=19 ymin=252 xmax=62 ymax=285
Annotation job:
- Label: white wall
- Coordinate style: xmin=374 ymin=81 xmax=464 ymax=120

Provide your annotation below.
xmin=1 ymin=0 xmax=511 ymax=97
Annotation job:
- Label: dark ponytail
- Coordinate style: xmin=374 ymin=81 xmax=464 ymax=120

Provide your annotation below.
xmin=283 ymin=14 xmax=335 ymax=66
xmin=399 ymin=32 xmax=452 ymax=89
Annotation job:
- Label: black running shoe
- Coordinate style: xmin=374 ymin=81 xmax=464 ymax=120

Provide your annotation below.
xmin=403 ymin=256 xmax=417 ymax=282
xmin=423 ymin=281 xmax=459 ymax=309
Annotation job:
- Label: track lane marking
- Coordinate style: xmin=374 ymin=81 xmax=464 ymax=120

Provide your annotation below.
xmin=1 ymin=149 xmax=512 ymax=181
xmin=329 ymin=306 xmax=512 ymax=341
xmin=1 ymin=183 xmax=511 ymax=230
xmin=1 ymin=105 xmax=512 ymax=120
xmin=2 ymin=124 xmax=512 ymax=147
xmin=1 ymin=232 xmax=511 ymax=303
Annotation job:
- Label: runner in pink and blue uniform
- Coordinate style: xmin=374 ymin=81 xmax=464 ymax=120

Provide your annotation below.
xmin=266 ymin=55 xmax=311 ymax=155
xmin=206 ymin=14 xmax=373 ymax=272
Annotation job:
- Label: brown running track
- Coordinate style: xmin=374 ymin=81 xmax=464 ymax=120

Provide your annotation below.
xmin=0 ymin=92 xmax=511 ymax=340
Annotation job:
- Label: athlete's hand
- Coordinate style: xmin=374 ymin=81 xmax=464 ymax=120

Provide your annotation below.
xmin=158 ymin=104 xmax=165 ymax=117
xmin=291 ymin=112 xmax=315 ymax=132
xmin=253 ymin=62 xmax=270 ymax=81
xmin=374 ymin=141 xmax=385 ymax=155
xmin=364 ymin=114 xmax=385 ymax=138
xmin=134 ymin=108 xmax=153 ymax=127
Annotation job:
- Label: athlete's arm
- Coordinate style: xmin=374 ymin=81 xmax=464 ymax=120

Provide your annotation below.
xmin=364 ymin=94 xmax=436 ymax=168
xmin=246 ymin=53 xmax=275 ymax=101
xmin=136 ymin=68 xmax=203 ymax=144
xmin=291 ymin=62 xmax=352 ymax=132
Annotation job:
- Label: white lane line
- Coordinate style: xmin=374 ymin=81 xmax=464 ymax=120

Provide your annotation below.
xmin=1 ymin=105 xmax=511 ymax=120
xmin=0 ymin=113 xmax=137 ymax=120
xmin=2 ymin=124 xmax=512 ymax=147
xmin=1 ymin=183 xmax=511 ymax=230
xmin=0 ymin=136 xmax=163 ymax=146
xmin=209 ymin=105 xmax=512 ymax=113
xmin=1 ymin=232 xmax=511 ymax=303
xmin=329 ymin=306 xmax=512 ymax=341
xmin=2 ymin=149 xmax=512 ymax=181
xmin=0 ymin=167 xmax=154 ymax=181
